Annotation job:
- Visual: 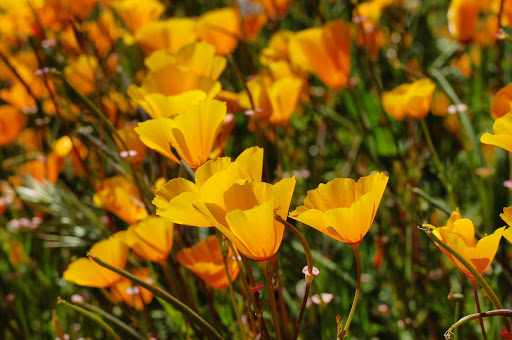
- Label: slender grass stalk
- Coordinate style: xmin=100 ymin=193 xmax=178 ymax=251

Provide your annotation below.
xmin=422 ymin=227 xmax=512 ymax=332
xmin=411 ymin=187 xmax=452 ymax=215
xmin=89 ymin=255 xmax=224 ymax=340
xmin=261 ymin=260 xmax=282 ymax=340
xmin=81 ymin=302 xmax=146 ymax=340
xmin=57 ymin=298 xmax=121 ymax=340
xmin=470 ymin=278 xmax=487 ymax=340
xmin=343 ymin=243 xmax=361 ymax=336
xmin=420 ymin=118 xmax=456 ymax=206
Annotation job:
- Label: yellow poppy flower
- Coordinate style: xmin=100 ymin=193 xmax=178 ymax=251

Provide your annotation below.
xmin=93 ymin=176 xmax=148 ymax=224
xmin=110 ymin=0 xmax=164 ymax=33
xmin=177 ymin=235 xmax=239 ymax=290
xmin=110 ymin=268 xmax=154 ymax=310
xmin=133 ymin=42 xmax=224 ymax=100
xmin=289 ymin=172 xmax=388 ymax=244
xmin=289 ymin=20 xmax=351 ymax=89
xmin=128 ymin=89 xmax=208 ymax=119
xmin=0 ymin=105 xmax=26 ymax=146
xmin=490 ymin=84 xmax=512 ymax=120
xmin=448 ymin=0 xmax=479 ymax=43
xmin=116 ymin=216 xmax=174 ymax=263
xmin=193 ymin=177 xmax=296 ymax=261
xmin=481 ymin=112 xmax=512 ymax=153
xmin=196 ymin=7 xmax=241 ymax=56
xmin=500 ymin=207 xmax=512 ymax=244
xmin=426 ymin=209 xmax=506 ymax=278
xmin=63 ymin=236 xmax=129 ymax=288
xmin=382 ymin=78 xmax=436 ymax=120
xmin=134 ymin=18 xmax=196 ymax=55
xmin=260 ymin=30 xmax=294 ymax=66
xmin=135 ymin=100 xmax=227 ymax=169
xmin=153 ymin=146 xmax=264 ymax=228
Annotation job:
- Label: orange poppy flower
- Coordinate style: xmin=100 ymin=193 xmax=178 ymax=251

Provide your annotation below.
xmin=0 ymin=105 xmax=26 ymax=146
xmin=134 ymin=18 xmax=197 ymax=55
xmin=289 ymin=20 xmax=351 ymax=89
xmin=481 ymin=112 xmax=512 ymax=153
xmin=490 ymin=84 xmax=512 ymax=120
xmin=111 ymin=268 xmax=154 ymax=310
xmin=110 ymin=0 xmax=164 ymax=33
xmin=177 ymin=235 xmax=239 ymax=290
xmin=153 ymin=146 xmax=263 ymax=227
xmin=93 ymin=176 xmax=148 ymax=224
xmin=381 ymin=78 xmax=436 ymax=120
xmin=426 ymin=209 xmax=505 ymax=278
xmin=447 ymin=0 xmax=479 ymax=43
xmin=116 ymin=216 xmax=174 ymax=263
xmin=64 ymin=55 xmax=98 ymax=96
xmin=116 ymin=124 xmax=147 ymax=165
xmin=196 ymin=7 xmax=241 ymax=55
xmin=63 ymin=236 xmax=129 ymax=288
xmin=239 ymin=73 xmax=303 ymax=124
xmin=500 ymin=207 xmax=512 ymax=244
xmin=290 ymin=172 xmax=388 ymax=245
xmin=135 ymin=100 xmax=227 ymax=169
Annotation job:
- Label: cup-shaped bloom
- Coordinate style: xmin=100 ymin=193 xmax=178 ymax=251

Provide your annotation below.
xmin=110 ymin=0 xmax=164 ymax=33
xmin=239 ymin=73 xmax=303 ymax=124
xmin=133 ymin=42 xmax=225 ymax=100
xmin=64 ymin=55 xmax=98 ymax=96
xmin=193 ymin=177 xmax=296 ymax=261
xmin=116 ymin=124 xmax=147 ymax=165
xmin=196 ymin=7 xmax=241 ymax=56
xmin=63 ymin=236 xmax=129 ymax=287
xmin=0 ymin=105 xmax=26 ymax=145
xmin=128 ymin=88 xmax=208 ymax=119
xmin=111 ymin=268 xmax=154 ymax=310
xmin=135 ymin=100 xmax=227 ymax=169
xmin=177 ymin=235 xmax=239 ymax=289
xmin=93 ymin=176 xmax=148 ymax=224
xmin=134 ymin=18 xmax=196 ymax=55
xmin=289 ymin=20 xmax=351 ymax=89
xmin=481 ymin=112 xmax=512 ymax=153
xmin=447 ymin=0 xmax=479 ymax=43
xmin=382 ymin=79 xmax=436 ymax=120
xmin=490 ymin=84 xmax=512 ymax=120
xmin=290 ymin=172 xmax=388 ymax=244
xmin=116 ymin=216 xmax=174 ymax=263
xmin=153 ymin=146 xmax=263 ymax=227
xmin=426 ymin=209 xmax=506 ymax=278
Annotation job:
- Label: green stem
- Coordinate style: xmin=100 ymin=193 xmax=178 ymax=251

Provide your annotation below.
xmin=274 ymin=215 xmax=315 ymax=340
xmin=424 ymin=229 xmax=512 ymax=332
xmin=420 ymin=118 xmax=455 ymax=206
xmin=81 ymin=302 xmax=146 ymax=340
xmin=343 ymin=243 xmax=361 ymax=334
xmin=411 ymin=187 xmax=452 ymax=215
xmin=90 ymin=255 xmax=224 ymax=340
xmin=261 ymin=260 xmax=282 ymax=340
xmin=58 ymin=298 xmax=121 ymax=340
xmin=445 ymin=309 xmax=512 ymax=339
xmin=470 ymin=278 xmax=487 ymax=340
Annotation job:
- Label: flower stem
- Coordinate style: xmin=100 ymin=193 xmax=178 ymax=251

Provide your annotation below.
xmin=90 ymin=255 xmax=224 ymax=340
xmin=445 ymin=309 xmax=512 ymax=339
xmin=424 ymin=228 xmax=512 ymax=332
xmin=343 ymin=243 xmax=361 ymax=334
xmin=80 ymin=302 xmax=145 ymax=340
xmin=274 ymin=214 xmax=315 ymax=339
xmin=470 ymin=278 xmax=487 ymax=340
xmin=261 ymin=260 xmax=282 ymax=340
xmin=58 ymin=298 xmax=121 ymax=340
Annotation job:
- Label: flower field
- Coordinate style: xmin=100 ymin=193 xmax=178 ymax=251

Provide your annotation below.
xmin=1 ymin=0 xmax=512 ymax=339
